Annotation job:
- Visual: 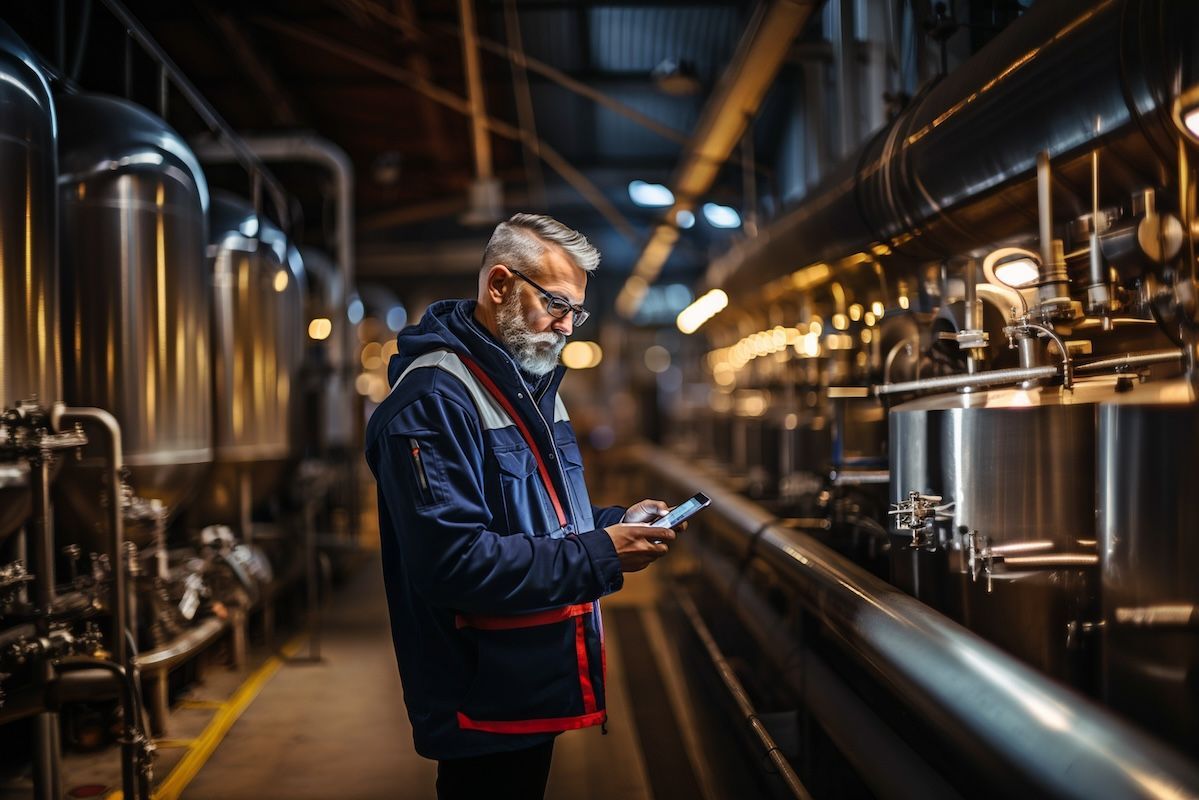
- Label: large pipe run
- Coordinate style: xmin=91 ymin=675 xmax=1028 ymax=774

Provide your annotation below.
xmin=707 ymin=0 xmax=1198 ymax=298
xmin=632 ymin=444 xmax=1199 ymax=799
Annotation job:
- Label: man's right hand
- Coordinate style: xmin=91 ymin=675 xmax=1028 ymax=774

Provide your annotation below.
xmin=603 ymin=523 xmax=675 ymax=573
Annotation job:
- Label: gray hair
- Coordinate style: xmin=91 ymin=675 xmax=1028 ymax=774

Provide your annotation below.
xmin=482 ymin=213 xmax=600 ymax=277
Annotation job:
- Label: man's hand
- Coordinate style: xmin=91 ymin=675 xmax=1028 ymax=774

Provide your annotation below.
xmin=604 ymin=524 xmax=675 ymax=573
xmin=621 ymin=499 xmax=670 ymax=524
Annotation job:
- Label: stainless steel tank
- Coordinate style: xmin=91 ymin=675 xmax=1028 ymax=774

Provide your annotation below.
xmin=888 ymin=380 xmax=1115 ymax=681
xmin=297 ymin=246 xmax=353 ymax=454
xmin=56 ymin=93 xmax=212 ymax=530
xmin=1098 ymin=379 xmax=1199 ymax=748
xmin=0 ymin=24 xmax=61 ymax=541
xmin=197 ymin=193 xmax=306 ymax=526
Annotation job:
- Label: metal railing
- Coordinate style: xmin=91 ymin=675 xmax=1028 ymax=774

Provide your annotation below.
xmin=630 ymin=443 xmax=1199 ymax=800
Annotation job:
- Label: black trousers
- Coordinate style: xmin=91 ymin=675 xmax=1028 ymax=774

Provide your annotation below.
xmin=436 ymin=740 xmax=555 ymax=800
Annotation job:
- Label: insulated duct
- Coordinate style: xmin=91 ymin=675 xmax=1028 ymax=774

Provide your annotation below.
xmin=707 ymin=0 xmax=1198 ymax=300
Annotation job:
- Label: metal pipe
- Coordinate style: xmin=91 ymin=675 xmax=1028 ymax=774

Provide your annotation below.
xmin=28 ymin=450 xmax=61 ymax=800
xmin=705 ymin=0 xmax=1197 ymax=301
xmin=1087 ymin=144 xmax=1110 ymax=310
xmin=1074 ymin=348 xmax=1186 ymax=374
xmin=1037 ymin=150 xmax=1055 ymax=282
xmin=674 ymin=591 xmax=813 ymax=800
xmin=1036 ymin=152 xmax=1071 ymax=307
xmin=964 ymin=260 xmax=981 ymax=375
xmin=52 ymin=407 xmax=126 ymax=671
xmin=633 ymin=444 xmax=1199 ymax=798
xmin=684 ymin=538 xmax=960 ymax=800
xmin=878 ymin=347 xmax=1183 ymax=396
xmin=1020 ymin=321 xmax=1074 ymax=389
xmin=876 ymin=365 xmax=1058 ymax=396
xmin=134 ymin=617 xmax=227 ymax=671
xmin=54 ymin=657 xmax=149 ymax=799
xmin=830 ymin=469 xmax=890 ymax=486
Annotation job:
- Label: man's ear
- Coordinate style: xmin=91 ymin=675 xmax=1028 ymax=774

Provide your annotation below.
xmin=484 ymin=264 xmax=510 ymax=304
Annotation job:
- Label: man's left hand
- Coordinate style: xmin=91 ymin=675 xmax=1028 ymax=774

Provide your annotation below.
xmin=622 ymin=498 xmax=685 ymax=529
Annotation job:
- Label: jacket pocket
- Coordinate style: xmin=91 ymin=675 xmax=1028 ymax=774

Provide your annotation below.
xmin=456 ymin=604 xmax=606 ymax=734
xmin=493 ymin=448 xmax=550 ymax=535
xmin=554 ymin=440 xmax=595 ymax=532
xmin=399 ymin=431 xmax=444 ymax=508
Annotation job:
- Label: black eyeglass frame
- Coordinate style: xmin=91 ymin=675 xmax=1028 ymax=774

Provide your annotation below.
xmin=510 ymin=269 xmax=590 ymax=326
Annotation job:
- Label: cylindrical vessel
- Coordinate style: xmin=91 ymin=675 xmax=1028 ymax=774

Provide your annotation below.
xmin=1098 ymin=379 xmax=1199 ymax=749
xmin=889 ymin=380 xmax=1114 ymax=681
xmin=298 ymin=246 xmax=354 ymax=454
xmin=197 ymin=192 xmax=305 ymax=526
xmin=56 ymin=93 xmax=212 ymax=534
xmin=0 ymin=23 xmax=61 ymax=542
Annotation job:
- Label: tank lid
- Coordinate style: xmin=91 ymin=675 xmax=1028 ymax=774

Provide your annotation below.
xmin=891 ymin=376 xmax=1123 ymax=412
xmin=0 ymin=21 xmax=55 ymax=120
xmin=1101 ymin=378 xmax=1198 ymax=407
xmin=56 ymin=92 xmax=209 ymax=213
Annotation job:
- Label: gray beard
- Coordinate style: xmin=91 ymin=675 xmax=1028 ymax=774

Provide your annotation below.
xmin=495 ymin=291 xmax=567 ymax=377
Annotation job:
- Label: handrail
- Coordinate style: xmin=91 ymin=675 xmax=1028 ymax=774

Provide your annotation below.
xmin=631 ymin=443 xmax=1199 ymax=799
xmin=94 ymin=0 xmax=291 ymax=230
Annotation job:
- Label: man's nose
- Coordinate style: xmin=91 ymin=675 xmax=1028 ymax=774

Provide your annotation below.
xmin=551 ymin=315 xmax=574 ymax=336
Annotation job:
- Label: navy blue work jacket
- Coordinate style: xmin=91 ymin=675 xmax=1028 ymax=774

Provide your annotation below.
xmin=364 ymin=299 xmax=626 ymax=760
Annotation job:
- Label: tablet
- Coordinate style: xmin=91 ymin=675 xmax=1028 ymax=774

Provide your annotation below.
xmin=650 ymin=492 xmax=711 ymax=528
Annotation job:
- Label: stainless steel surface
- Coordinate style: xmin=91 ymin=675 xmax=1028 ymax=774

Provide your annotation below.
xmin=52 ymin=407 xmax=129 ymax=673
xmin=1098 ymin=379 xmax=1199 ymax=749
xmin=0 ymin=23 xmax=61 ymax=541
xmin=707 ymin=0 xmax=1196 ymax=296
xmin=297 ymin=246 xmax=354 ymax=452
xmin=197 ymin=192 xmax=306 ymax=524
xmin=633 ymin=443 xmax=1199 ymax=799
xmin=683 ymin=536 xmax=961 ymax=800
xmin=134 ymin=616 xmax=227 ymax=671
xmin=888 ymin=380 xmax=1114 ymax=677
xmin=1035 ymin=151 xmax=1070 ymax=306
xmin=876 ymin=365 xmax=1058 ymax=396
xmin=57 ymin=93 xmax=212 ymax=524
xmin=189 ymin=134 xmax=357 ymax=407
xmin=1075 ymin=348 xmax=1186 ymax=374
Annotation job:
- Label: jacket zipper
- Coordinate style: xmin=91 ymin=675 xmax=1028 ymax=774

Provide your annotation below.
xmin=408 ymin=437 xmax=434 ymax=505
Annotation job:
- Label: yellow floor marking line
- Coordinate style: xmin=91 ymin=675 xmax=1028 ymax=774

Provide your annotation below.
xmin=105 ymin=634 xmax=307 ymax=800
xmin=175 ymin=700 xmax=224 ymax=710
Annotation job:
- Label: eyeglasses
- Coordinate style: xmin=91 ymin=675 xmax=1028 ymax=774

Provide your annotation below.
xmin=510 ymin=269 xmax=590 ymax=326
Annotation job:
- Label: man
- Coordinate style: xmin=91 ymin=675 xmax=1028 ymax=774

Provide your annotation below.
xmin=365 ymin=213 xmax=678 ymax=799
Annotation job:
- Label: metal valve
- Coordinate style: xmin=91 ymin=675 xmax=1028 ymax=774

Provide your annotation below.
xmin=889 ymin=491 xmax=947 ymax=550
xmin=938 ymin=328 xmax=989 ymax=352
xmin=964 ymin=529 xmax=994 ymax=593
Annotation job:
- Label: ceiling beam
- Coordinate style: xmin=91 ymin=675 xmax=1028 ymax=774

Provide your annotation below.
xmin=615 ymin=0 xmax=822 ymax=318
xmin=200 ymin=6 xmax=304 ymax=127
xmin=395 ymin=0 xmax=455 ymax=166
xmin=257 ymin=17 xmax=641 ymax=246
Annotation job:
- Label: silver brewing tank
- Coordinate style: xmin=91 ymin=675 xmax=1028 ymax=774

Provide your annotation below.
xmin=1098 ymin=379 xmax=1199 ymax=749
xmin=197 ymin=193 xmax=305 ymax=526
xmin=56 ymin=93 xmax=212 ymax=535
xmin=0 ymin=23 xmax=62 ymax=541
xmin=888 ymin=379 xmax=1116 ymax=680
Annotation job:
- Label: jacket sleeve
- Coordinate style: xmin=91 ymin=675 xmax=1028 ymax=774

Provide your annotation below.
xmin=592 ymin=505 xmax=627 ymax=528
xmin=371 ymin=391 xmax=623 ymax=615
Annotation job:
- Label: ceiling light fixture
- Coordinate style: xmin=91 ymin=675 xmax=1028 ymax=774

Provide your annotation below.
xmin=629 ymin=180 xmax=675 ymax=207
xmin=702 ymin=202 xmax=741 ymax=229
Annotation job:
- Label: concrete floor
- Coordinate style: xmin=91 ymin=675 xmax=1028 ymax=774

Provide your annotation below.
xmin=176 ymin=557 xmax=657 ymax=799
